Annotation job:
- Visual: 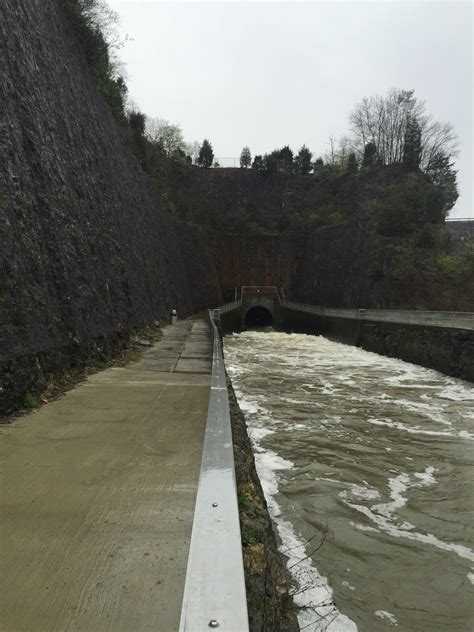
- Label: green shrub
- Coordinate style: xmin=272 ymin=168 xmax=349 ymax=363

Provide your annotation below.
xmin=247 ymin=222 xmax=265 ymax=235
xmin=23 ymin=392 xmax=39 ymax=409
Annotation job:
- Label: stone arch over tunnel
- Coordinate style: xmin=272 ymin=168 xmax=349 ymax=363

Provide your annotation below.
xmin=244 ymin=306 xmax=274 ymax=329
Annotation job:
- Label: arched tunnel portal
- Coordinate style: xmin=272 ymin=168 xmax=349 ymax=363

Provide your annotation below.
xmin=244 ymin=306 xmax=274 ymax=329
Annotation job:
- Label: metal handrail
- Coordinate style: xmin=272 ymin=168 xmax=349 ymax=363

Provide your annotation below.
xmin=179 ymin=311 xmax=249 ymax=632
xmin=213 ymin=290 xmax=474 ymax=330
xmin=280 ymin=299 xmax=474 ymax=330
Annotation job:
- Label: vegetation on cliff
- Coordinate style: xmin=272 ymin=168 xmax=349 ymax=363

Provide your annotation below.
xmin=59 ymin=0 xmax=472 ymax=313
xmin=61 ymin=0 xmax=128 ymax=122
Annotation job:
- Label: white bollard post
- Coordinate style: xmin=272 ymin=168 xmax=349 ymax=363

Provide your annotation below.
xmin=171 ymin=309 xmax=178 ymax=325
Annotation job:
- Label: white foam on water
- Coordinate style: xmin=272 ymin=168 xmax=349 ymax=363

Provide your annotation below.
xmin=351 ymin=522 xmax=379 ymax=533
xmin=467 ymin=571 xmax=474 ymax=586
xmin=341 ymin=467 xmax=474 ymax=563
xmin=231 ymin=385 xmax=358 ymax=631
xmin=367 ymin=418 xmax=457 ymax=438
xmin=350 ymin=485 xmax=381 ymax=501
xmin=250 ymin=426 xmax=275 ymax=441
xmin=438 ymin=383 xmax=474 ymax=402
xmin=374 ymin=610 xmax=398 ymax=625
xmin=282 ymin=397 xmax=308 ymax=405
xmin=237 ymin=398 xmax=260 ymax=415
xmin=342 ymin=581 xmax=356 ymax=591
xmin=315 ymin=476 xmax=343 ymax=485
xmin=414 ymin=467 xmax=436 ymax=486
xmin=253 ymin=446 xmax=358 ymax=631
xmin=395 ymin=398 xmax=451 ymax=426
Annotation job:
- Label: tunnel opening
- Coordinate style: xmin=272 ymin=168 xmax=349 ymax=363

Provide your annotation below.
xmin=244 ymin=306 xmax=273 ymax=329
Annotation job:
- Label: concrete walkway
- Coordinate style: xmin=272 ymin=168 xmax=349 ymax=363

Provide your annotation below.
xmin=0 ymin=319 xmax=212 ymax=632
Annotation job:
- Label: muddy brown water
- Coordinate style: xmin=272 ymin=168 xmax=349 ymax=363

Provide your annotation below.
xmin=224 ymin=331 xmax=474 ymax=632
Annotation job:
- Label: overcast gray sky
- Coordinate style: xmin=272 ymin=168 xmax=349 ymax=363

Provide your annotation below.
xmin=109 ymin=0 xmax=472 ymax=218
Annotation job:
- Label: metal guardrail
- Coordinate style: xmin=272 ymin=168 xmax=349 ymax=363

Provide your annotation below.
xmin=213 ymin=289 xmax=473 ymax=331
xmin=213 ymin=291 xmax=473 ymax=331
xmin=280 ymin=300 xmax=474 ymax=331
xmin=179 ymin=311 xmax=249 ymax=632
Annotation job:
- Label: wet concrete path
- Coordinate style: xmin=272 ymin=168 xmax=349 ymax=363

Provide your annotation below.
xmin=0 ymin=319 xmax=212 ymax=632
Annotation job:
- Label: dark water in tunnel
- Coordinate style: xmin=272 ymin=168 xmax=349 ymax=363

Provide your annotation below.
xmin=224 ymin=331 xmax=474 ymax=632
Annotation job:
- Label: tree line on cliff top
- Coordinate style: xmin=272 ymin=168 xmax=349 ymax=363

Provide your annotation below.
xmin=63 ymin=0 xmax=458 ymax=222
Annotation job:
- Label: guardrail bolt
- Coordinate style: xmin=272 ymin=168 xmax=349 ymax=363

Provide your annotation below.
xmin=209 ymin=619 xmax=219 ymax=628
xmin=212 ymin=502 xmax=218 ymax=507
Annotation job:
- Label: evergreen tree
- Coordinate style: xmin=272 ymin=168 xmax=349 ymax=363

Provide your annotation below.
xmin=362 ymin=142 xmax=377 ymax=167
xmin=252 ymin=155 xmax=265 ymax=171
xmin=263 ymin=146 xmax=294 ymax=173
xmin=425 ymin=152 xmax=459 ymax=217
xmin=171 ymin=147 xmax=187 ymax=162
xmin=197 ymin=139 xmax=214 ymax=168
xmin=295 ymin=145 xmax=313 ymax=175
xmin=313 ymin=157 xmax=332 ymax=176
xmin=403 ymin=117 xmax=422 ymax=170
xmin=263 ymin=150 xmax=279 ymax=173
xmin=278 ymin=145 xmax=294 ymax=170
xmin=347 ymin=152 xmax=358 ymax=173
xmin=240 ymin=146 xmax=252 ymax=168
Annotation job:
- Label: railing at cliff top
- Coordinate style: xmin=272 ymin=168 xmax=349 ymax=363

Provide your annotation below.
xmin=280 ymin=300 xmax=474 ymax=331
xmin=179 ymin=310 xmax=248 ymax=632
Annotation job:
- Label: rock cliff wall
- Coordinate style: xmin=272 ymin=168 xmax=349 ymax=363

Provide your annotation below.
xmin=0 ymin=0 xmax=221 ymax=413
xmin=208 ymin=233 xmax=302 ymax=301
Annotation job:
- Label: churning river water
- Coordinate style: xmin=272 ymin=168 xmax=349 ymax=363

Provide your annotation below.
xmin=223 ymin=331 xmax=474 ymax=632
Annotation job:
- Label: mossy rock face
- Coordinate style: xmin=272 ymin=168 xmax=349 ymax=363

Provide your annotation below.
xmin=244 ymin=543 xmax=266 ymax=574
xmin=239 ymin=481 xmax=264 ymax=510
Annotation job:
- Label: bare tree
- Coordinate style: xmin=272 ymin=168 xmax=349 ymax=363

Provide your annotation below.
xmin=185 ymin=141 xmax=201 ymax=164
xmin=348 ymin=88 xmax=458 ymax=171
xmin=326 ymin=136 xmax=337 ymax=166
xmin=325 ymin=135 xmax=352 ymax=169
xmin=145 ymin=117 xmax=185 ymax=157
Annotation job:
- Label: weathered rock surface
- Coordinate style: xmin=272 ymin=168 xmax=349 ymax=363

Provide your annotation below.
xmin=0 ymin=0 xmax=221 ymax=413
